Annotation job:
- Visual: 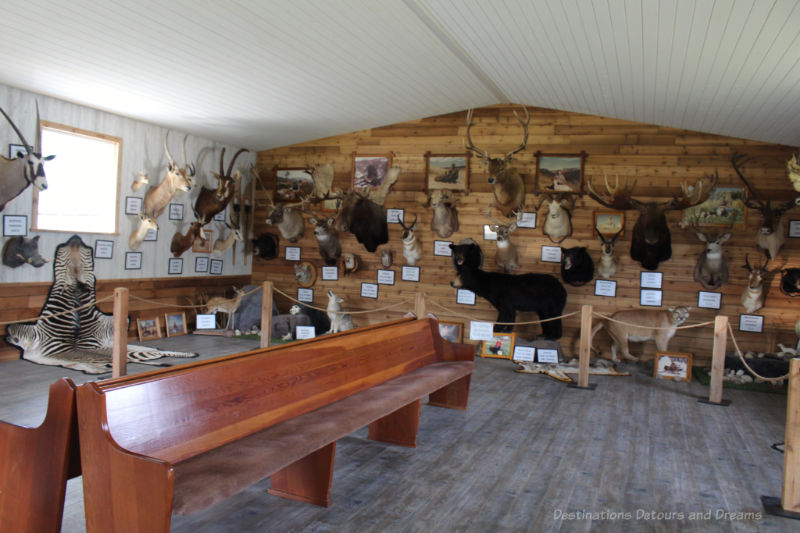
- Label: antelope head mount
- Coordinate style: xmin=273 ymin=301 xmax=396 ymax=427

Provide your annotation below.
xmin=595 ymin=223 xmax=624 ymax=279
xmin=464 ymin=107 xmax=529 ymax=216
xmin=741 ymin=252 xmax=771 ymax=313
xmin=399 ymin=214 xmax=421 ymax=266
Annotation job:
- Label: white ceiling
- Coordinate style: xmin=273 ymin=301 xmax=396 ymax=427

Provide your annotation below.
xmin=1 ymin=0 xmax=799 ymax=151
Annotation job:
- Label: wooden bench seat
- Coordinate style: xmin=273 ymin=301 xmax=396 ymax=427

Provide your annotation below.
xmin=76 ymin=317 xmax=475 ymax=533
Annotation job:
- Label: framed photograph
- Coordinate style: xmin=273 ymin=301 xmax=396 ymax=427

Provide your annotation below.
xmin=541 ymin=245 xmax=561 ymax=263
xmin=3 ymin=215 xmax=27 ymax=236
xmin=789 ymin=220 xmax=800 ymax=238
xmin=361 ymin=282 xmax=378 ymax=299
xmin=425 ymin=152 xmax=469 ymax=192
xmin=168 ymin=257 xmax=183 ymax=275
xmin=125 ymin=251 xmax=142 ymax=270
xmin=195 ymin=256 xmax=209 ymax=272
xmin=434 ymin=240 xmax=453 ymax=256
xmin=438 ymin=320 xmax=464 ymax=343
xmin=594 ymin=279 xmax=617 ymax=297
xmin=164 ymin=312 xmax=187 ymax=337
xmin=640 ymin=289 xmax=663 ymax=307
xmin=297 ymin=287 xmax=314 ymax=302
xmin=654 ymin=352 xmax=692 ymax=382
xmin=352 ymin=153 xmax=392 ymax=190
xmin=285 ymin=246 xmax=301 ymax=261
xmin=94 ymin=239 xmax=113 ymax=259
xmin=535 ymin=152 xmax=586 ymax=193
xmin=516 ymin=212 xmax=537 ymax=229
xmin=125 ymin=196 xmax=142 ymax=215
xmin=192 ymin=231 xmax=212 ymax=253
xmin=640 ymin=271 xmax=663 ymax=289
xmin=275 ymin=167 xmax=313 ymax=202
xmin=386 ymin=208 xmax=404 ymax=224
xmin=456 ymin=288 xmax=476 ymax=305
xmin=377 ymin=269 xmax=395 ymax=285
xmin=8 ymin=143 xmax=25 ymax=159
xmin=168 ymin=203 xmax=184 ymax=221
xmin=481 ymin=333 xmax=515 ymax=360
xmin=739 ymin=314 xmax=764 ymax=333
xmin=682 ymin=186 xmax=747 ymax=228
xmin=697 ymin=291 xmax=722 ymax=310
xmin=402 ymin=265 xmax=420 ymax=282
xmin=136 ymin=317 xmax=161 ymax=341
xmin=210 ymin=259 xmax=223 ymax=275
xmin=593 ymin=211 xmax=625 ymax=236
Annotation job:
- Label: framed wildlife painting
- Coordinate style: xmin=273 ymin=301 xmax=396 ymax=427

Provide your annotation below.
xmin=352 ymin=153 xmax=392 ymax=190
xmin=481 ymin=333 xmax=515 ymax=360
xmin=593 ymin=211 xmax=624 ymax=237
xmin=137 ymin=317 xmax=161 ymax=341
xmin=535 ymin=152 xmax=586 ymax=193
xmin=165 ymin=312 xmax=188 ymax=337
xmin=192 ymin=231 xmax=213 ymax=253
xmin=654 ymin=352 xmax=692 ymax=382
xmin=682 ymin=186 xmax=747 ymax=228
xmin=425 ymin=152 xmax=470 ymax=192
xmin=275 ymin=167 xmax=313 ymax=202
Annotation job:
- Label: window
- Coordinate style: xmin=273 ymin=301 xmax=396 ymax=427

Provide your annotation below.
xmin=33 ymin=122 xmax=121 ymax=234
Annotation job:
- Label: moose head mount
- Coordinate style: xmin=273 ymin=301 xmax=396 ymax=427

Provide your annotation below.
xmin=588 ymin=173 xmax=718 ymax=270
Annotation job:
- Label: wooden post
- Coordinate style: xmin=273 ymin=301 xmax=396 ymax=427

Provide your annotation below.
xmin=260 ymin=281 xmax=273 ymax=348
xmin=762 ymin=357 xmax=800 ymax=519
xmin=700 ymin=315 xmax=730 ymax=405
xmin=111 ymin=287 xmax=129 ymax=378
xmin=415 ymin=292 xmax=426 ymax=319
xmin=569 ymin=304 xmax=595 ymax=390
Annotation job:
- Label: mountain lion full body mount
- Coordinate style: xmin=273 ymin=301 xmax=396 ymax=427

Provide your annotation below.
xmin=590 ymin=307 xmax=690 ymax=361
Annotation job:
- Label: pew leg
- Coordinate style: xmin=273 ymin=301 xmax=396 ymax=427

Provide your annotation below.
xmin=269 ymin=442 xmax=336 ymax=507
xmin=428 ymin=375 xmax=471 ymax=410
xmin=368 ymin=399 xmax=422 ymax=447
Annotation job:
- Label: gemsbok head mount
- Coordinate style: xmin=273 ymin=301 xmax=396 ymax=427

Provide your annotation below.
xmin=0 ymin=102 xmax=54 ymax=211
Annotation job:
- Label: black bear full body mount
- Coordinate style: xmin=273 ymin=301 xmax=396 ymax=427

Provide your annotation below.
xmin=449 ymin=242 xmax=567 ymax=338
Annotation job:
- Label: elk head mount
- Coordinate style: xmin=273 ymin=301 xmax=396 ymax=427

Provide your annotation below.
xmin=464 ymin=107 xmax=529 ymax=216
xmin=588 ymin=173 xmax=718 ymax=270
xmin=731 ymin=153 xmax=799 ymax=259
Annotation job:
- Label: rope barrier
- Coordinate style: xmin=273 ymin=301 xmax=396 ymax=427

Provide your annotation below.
xmin=272 ymin=286 xmax=412 ymax=315
xmin=726 ymin=322 xmax=790 ymax=382
xmin=0 ymin=294 xmax=116 ymax=326
xmin=591 ymin=311 xmax=715 ymax=331
xmin=128 ymin=285 xmax=263 ymax=310
xmin=427 ymin=298 xmax=579 ymax=325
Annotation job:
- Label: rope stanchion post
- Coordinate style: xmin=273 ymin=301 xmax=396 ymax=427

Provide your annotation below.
xmin=762 ymin=357 xmax=800 ymax=519
xmin=112 ymin=287 xmax=129 ymax=378
xmin=260 ymin=281 xmax=273 ymax=349
xmin=568 ymin=304 xmax=596 ymax=391
xmin=415 ymin=292 xmax=426 ymax=319
xmin=699 ymin=315 xmax=731 ymax=406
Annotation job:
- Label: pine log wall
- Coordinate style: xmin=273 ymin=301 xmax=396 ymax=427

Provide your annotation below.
xmin=0 ymin=276 xmax=248 ymax=361
xmin=254 ymin=104 xmax=799 ymax=365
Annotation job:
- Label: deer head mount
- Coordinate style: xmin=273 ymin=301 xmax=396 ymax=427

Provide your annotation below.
xmin=692 ymin=220 xmax=733 ymax=290
xmin=741 ymin=252 xmax=771 ymax=313
xmin=464 ymin=107 xmax=529 ymax=216
xmin=732 ymin=153 xmax=799 ymax=259
xmin=588 ymin=173 xmax=718 ymax=270
xmin=485 ymin=208 xmax=520 ymax=273
xmin=308 ymin=211 xmax=341 ymax=266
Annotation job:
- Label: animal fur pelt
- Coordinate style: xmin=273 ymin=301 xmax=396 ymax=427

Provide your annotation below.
xmin=515 ymin=359 xmax=630 ymax=383
xmin=450 ymin=241 xmax=567 ymax=338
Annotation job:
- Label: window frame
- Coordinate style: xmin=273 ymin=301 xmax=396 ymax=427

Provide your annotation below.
xmin=31 ymin=121 xmax=123 ymax=235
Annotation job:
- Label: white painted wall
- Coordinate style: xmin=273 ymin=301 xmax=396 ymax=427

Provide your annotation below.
xmin=0 ymin=83 xmax=254 ymax=284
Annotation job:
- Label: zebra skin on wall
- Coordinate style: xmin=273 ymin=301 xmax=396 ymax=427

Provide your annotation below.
xmin=6 ymin=235 xmax=196 ymax=374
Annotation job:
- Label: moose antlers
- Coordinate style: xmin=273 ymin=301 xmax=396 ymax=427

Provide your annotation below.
xmin=587 ymin=172 xmax=717 ymax=211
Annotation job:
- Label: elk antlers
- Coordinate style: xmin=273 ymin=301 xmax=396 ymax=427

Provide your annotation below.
xmin=464 ymin=106 xmax=530 ymax=161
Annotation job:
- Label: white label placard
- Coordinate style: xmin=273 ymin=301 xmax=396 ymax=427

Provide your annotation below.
xmin=640 ymin=271 xmax=663 ymax=289
xmin=594 ymin=279 xmax=617 ymax=297
xmin=125 ymin=252 xmax=142 ymax=270
xmin=94 ymin=240 xmax=113 ymax=259
xmin=401 ymin=265 xmax=420 ymax=282
xmin=640 ymin=289 xmax=663 ymax=307
xmin=297 ymin=288 xmax=313 ymax=302
xmin=377 ymin=269 xmax=395 ymax=285
xmin=537 ymin=348 xmax=559 ymax=364
xmin=483 ymin=225 xmax=497 ymax=240
xmin=361 ymin=282 xmax=378 ymax=299
xmin=739 ymin=314 xmax=764 ymax=333
xmin=469 ymin=321 xmax=494 ymax=341
xmin=516 ymin=212 xmax=536 ymax=228
xmin=124 ymin=196 xmax=142 ymax=215
xmin=456 ymin=288 xmax=476 ymax=305
xmin=168 ymin=203 xmax=184 ymax=220
xmin=513 ymin=346 xmax=535 ymax=362
xmin=209 ymin=259 xmax=223 ymax=275
xmin=3 ymin=215 xmax=27 ymax=236
xmin=697 ymin=291 xmax=722 ymax=310
xmin=321 ymin=266 xmax=338 ymax=281
xmin=167 ymin=258 xmax=183 ymax=275
xmin=541 ymin=246 xmax=562 ymax=263
xmin=195 ymin=256 xmax=209 ymax=272
xmin=285 ymin=247 xmax=301 ymax=261
xmin=434 ymin=240 xmax=453 ymax=256
xmin=195 ymin=314 xmax=216 ymax=329
xmin=790 ymin=220 xmax=800 ymax=238
xmin=386 ymin=208 xmax=404 ymax=224
xmin=144 ymin=228 xmax=158 ymax=241
xmin=295 ymin=326 xmax=316 ymax=339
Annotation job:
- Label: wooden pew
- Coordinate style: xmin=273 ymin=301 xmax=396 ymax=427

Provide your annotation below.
xmin=76 ymin=317 xmax=475 ymax=533
xmin=0 ymin=378 xmax=80 ymax=533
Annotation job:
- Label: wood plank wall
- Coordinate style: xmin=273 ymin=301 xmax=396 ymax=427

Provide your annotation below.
xmin=254 ymin=104 xmax=799 ymax=365
xmin=0 ymin=275 xmax=249 ymax=361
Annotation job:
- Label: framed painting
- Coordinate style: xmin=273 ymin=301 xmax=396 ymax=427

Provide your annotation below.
xmin=192 ymin=230 xmax=213 ymax=253
xmin=164 ymin=312 xmax=188 ymax=337
xmin=481 ymin=333 xmax=515 ymax=359
xmin=535 ymin=152 xmax=586 ymax=193
xmin=275 ymin=167 xmax=314 ymax=202
xmin=593 ymin=211 xmax=625 ymax=237
xmin=682 ymin=186 xmax=747 ymax=228
xmin=438 ymin=320 xmax=463 ymax=344
xmin=654 ymin=352 xmax=692 ymax=382
xmin=425 ymin=152 xmax=470 ymax=191
xmin=352 ymin=153 xmax=392 ymax=190
xmin=137 ymin=317 xmax=161 ymax=341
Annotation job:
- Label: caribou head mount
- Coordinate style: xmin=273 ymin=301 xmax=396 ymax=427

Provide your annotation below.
xmin=0 ymin=103 xmax=54 ymax=211
xmin=464 ymin=107 xmax=529 ymax=216
xmin=588 ymin=173 xmax=718 ymax=270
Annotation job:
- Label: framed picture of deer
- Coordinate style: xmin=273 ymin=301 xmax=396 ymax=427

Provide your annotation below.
xmin=164 ymin=312 xmax=187 ymax=337
xmin=275 ymin=167 xmax=313 ymax=202
xmin=654 ymin=352 xmax=692 ymax=382
xmin=535 ymin=152 xmax=586 ymax=193
xmin=425 ymin=152 xmax=470 ymax=192
xmin=137 ymin=317 xmax=161 ymax=341
xmin=352 ymin=154 xmax=392 ymax=190
xmin=593 ymin=211 xmax=624 ymax=236
xmin=481 ymin=333 xmax=515 ymax=360
xmin=192 ymin=231 xmax=213 ymax=253
xmin=682 ymin=186 xmax=747 ymax=228
xmin=438 ymin=320 xmax=463 ymax=343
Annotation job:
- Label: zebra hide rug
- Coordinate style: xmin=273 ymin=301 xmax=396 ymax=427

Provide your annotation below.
xmin=6 ymin=235 xmax=198 ymax=374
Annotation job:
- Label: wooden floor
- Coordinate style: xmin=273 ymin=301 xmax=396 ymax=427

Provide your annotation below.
xmin=1 ymin=334 xmax=795 ymax=532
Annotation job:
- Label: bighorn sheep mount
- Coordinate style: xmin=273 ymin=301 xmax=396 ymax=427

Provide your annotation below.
xmin=464 ymin=107 xmax=529 ymax=216
xmin=0 ymin=103 xmax=54 ymax=211
xmin=587 ymin=173 xmax=717 ymax=270
xmin=427 ymin=189 xmax=460 ymax=238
